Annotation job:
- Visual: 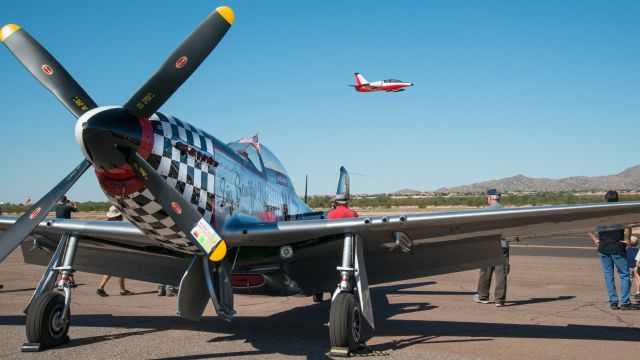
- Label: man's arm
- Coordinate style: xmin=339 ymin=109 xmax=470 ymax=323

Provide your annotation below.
xmin=588 ymin=232 xmax=599 ymax=246
xmin=621 ymin=227 xmax=633 ymax=246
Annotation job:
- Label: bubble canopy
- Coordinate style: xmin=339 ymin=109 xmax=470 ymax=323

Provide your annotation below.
xmin=227 ymin=142 xmax=289 ymax=176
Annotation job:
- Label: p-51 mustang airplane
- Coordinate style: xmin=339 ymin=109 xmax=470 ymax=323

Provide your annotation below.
xmin=350 ymin=72 xmax=414 ymax=92
xmin=1 ymin=5 xmax=640 ymax=355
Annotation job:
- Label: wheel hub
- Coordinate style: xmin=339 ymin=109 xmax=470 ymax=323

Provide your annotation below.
xmin=351 ymin=306 xmax=361 ymax=342
xmin=50 ymin=308 xmax=66 ymax=335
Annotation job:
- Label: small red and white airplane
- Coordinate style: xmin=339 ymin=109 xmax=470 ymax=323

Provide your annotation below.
xmin=350 ymin=72 xmax=414 ymax=92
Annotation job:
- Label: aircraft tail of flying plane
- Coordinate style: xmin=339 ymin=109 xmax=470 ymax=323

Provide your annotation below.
xmin=350 ymin=72 xmax=414 ymax=92
xmin=354 ymin=73 xmax=368 ymax=86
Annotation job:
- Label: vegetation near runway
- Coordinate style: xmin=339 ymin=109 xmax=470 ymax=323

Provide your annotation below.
xmin=3 ymin=193 xmax=640 ymax=214
xmin=306 ymin=192 xmax=640 ymax=209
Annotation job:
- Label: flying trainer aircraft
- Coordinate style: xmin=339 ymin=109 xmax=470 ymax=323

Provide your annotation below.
xmin=2 ymin=5 xmax=640 ymax=355
xmin=350 ymin=72 xmax=414 ymax=92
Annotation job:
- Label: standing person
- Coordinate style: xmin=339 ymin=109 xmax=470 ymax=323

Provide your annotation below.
xmin=96 ymin=206 xmax=134 ymax=297
xmin=327 ymin=166 xmax=358 ymax=220
xmin=635 ymin=250 xmax=640 ymax=301
xmin=626 ymin=236 xmax=640 ymax=300
xmin=588 ymin=190 xmax=637 ymax=310
xmin=55 ymin=196 xmax=77 ymax=219
xmin=327 ymin=198 xmax=358 ymax=219
xmin=474 ymin=188 xmax=510 ymax=307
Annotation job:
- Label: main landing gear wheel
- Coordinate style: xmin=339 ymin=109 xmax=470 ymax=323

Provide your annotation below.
xmin=26 ymin=292 xmax=69 ymax=349
xmin=329 ymin=292 xmax=361 ymax=352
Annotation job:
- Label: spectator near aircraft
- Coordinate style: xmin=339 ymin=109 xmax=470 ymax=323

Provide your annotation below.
xmin=96 ymin=207 xmax=134 ymax=297
xmin=55 ymin=196 xmax=77 ymax=219
xmin=474 ymin=188 xmax=510 ymax=307
xmin=327 ymin=167 xmax=358 ymax=220
xmin=588 ymin=191 xmax=637 ymax=310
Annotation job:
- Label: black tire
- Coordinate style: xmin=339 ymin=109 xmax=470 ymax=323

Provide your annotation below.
xmin=312 ymin=292 xmax=324 ymax=303
xmin=329 ymin=292 xmax=361 ymax=352
xmin=26 ymin=292 xmax=69 ymax=349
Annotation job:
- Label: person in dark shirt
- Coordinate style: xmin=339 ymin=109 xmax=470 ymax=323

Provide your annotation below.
xmin=55 ymin=196 xmax=77 ymax=219
xmin=588 ymin=191 xmax=636 ymax=310
xmin=474 ymin=188 xmax=510 ymax=307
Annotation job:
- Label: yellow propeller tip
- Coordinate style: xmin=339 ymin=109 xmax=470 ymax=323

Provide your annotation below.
xmin=209 ymin=240 xmax=227 ymax=262
xmin=0 ymin=24 xmax=20 ymax=42
xmin=216 ymin=6 xmax=234 ymax=25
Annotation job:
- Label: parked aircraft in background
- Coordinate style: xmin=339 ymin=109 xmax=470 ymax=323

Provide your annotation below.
xmin=350 ymin=72 xmax=414 ymax=92
xmin=1 ymin=4 xmax=640 ymax=356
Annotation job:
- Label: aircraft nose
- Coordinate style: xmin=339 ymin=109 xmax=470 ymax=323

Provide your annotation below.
xmin=76 ymin=106 xmax=155 ymax=196
xmin=77 ymin=107 xmax=153 ymax=172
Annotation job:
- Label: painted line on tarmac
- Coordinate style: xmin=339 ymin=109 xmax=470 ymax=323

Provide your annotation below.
xmin=511 ymin=244 xmax=596 ymax=250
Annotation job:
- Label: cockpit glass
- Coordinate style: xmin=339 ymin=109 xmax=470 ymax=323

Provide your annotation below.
xmin=228 ymin=142 xmax=263 ymax=172
xmin=259 ymin=145 xmax=289 ymax=176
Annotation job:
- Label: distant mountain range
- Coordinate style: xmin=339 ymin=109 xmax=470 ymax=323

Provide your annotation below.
xmin=393 ymin=165 xmax=640 ymax=194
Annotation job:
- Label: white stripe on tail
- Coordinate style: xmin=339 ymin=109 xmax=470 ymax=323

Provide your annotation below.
xmin=355 ymin=73 xmax=368 ymax=86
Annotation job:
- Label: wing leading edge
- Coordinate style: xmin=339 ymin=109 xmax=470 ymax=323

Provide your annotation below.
xmin=223 ymin=201 xmax=640 ymax=247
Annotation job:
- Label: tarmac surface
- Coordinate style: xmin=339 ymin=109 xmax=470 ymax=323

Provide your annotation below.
xmin=1 ymin=236 xmax=640 ymax=359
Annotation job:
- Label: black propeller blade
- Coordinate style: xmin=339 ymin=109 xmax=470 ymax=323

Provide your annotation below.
xmin=0 ymin=25 xmax=97 ymax=119
xmin=0 ymin=160 xmax=91 ymax=262
xmin=130 ymin=153 xmax=228 ymax=262
xmin=124 ymin=6 xmax=234 ymax=118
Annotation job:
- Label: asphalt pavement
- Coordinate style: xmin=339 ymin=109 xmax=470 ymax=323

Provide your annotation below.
xmin=511 ymin=233 xmax=598 ymax=258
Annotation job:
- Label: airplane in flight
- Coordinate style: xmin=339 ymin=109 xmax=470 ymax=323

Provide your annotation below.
xmin=1 ymin=4 xmax=640 ymax=355
xmin=350 ymin=72 xmax=414 ymax=92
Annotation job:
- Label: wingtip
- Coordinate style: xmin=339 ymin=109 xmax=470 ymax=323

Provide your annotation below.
xmin=0 ymin=24 xmax=20 ymax=42
xmin=216 ymin=6 xmax=234 ymax=25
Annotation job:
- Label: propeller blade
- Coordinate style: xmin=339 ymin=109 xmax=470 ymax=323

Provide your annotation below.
xmin=0 ymin=159 xmax=91 ymax=262
xmin=123 ymin=6 xmax=234 ymax=118
xmin=0 ymin=25 xmax=97 ymax=119
xmin=129 ymin=152 xmax=228 ymax=262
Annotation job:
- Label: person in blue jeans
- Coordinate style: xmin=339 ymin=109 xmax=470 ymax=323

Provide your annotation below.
xmin=588 ymin=191 xmax=637 ymax=310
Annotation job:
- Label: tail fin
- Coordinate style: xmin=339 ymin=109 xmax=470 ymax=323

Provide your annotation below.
xmin=354 ymin=73 xmax=368 ymax=86
xmin=335 ymin=166 xmax=350 ymax=202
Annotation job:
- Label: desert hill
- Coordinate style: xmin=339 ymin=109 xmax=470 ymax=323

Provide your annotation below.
xmin=435 ymin=165 xmax=640 ymax=193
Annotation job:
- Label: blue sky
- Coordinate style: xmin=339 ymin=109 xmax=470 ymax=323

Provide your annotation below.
xmin=0 ymin=1 xmax=638 ymax=203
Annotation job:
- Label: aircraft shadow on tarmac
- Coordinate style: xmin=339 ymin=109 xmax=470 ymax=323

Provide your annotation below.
xmin=0 ymin=281 xmax=635 ymax=359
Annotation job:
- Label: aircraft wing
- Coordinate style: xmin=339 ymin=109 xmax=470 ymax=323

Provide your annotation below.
xmin=0 ymin=216 xmax=192 ymax=286
xmin=4 ymin=202 xmax=639 ymax=288
xmin=222 ymin=201 xmax=640 ymax=289
xmin=223 ymin=201 xmax=640 ymax=247
xmin=0 ymin=216 xmax=154 ymax=247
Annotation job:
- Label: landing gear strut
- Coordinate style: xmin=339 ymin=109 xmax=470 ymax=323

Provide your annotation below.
xmin=328 ymin=233 xmax=374 ymax=356
xmin=23 ymin=234 xmax=78 ymax=352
